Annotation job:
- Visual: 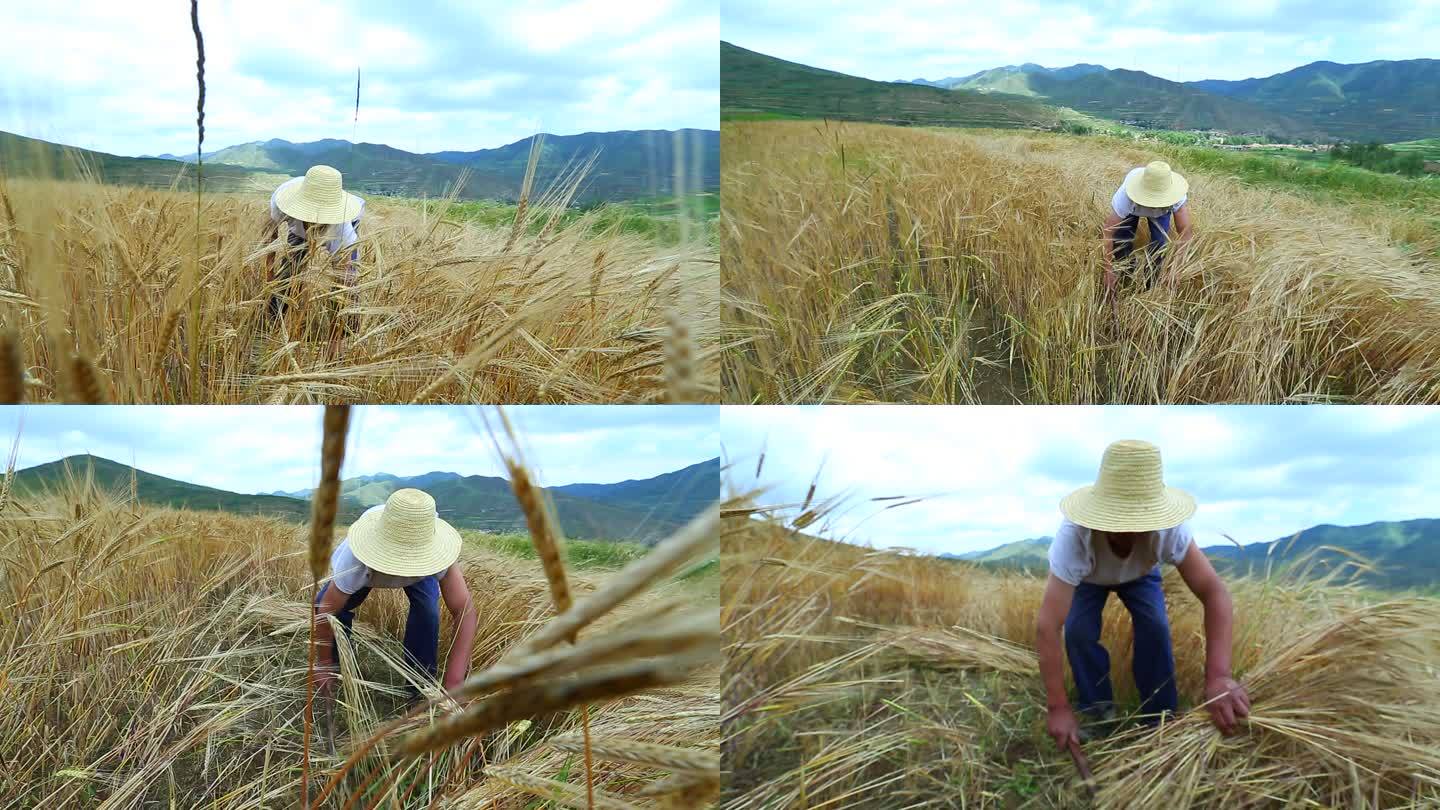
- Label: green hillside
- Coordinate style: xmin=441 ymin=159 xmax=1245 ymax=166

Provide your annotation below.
xmin=270 ymin=458 xmax=718 ymax=544
xmin=421 ymin=474 xmax=690 ymax=544
xmin=954 ymin=518 xmax=1440 ymax=589
xmin=0 ymin=131 xmax=285 ymax=192
xmin=426 ymin=129 xmax=720 ymax=202
xmin=2 ymin=128 xmax=718 ymax=204
xmin=957 ymin=536 xmax=1051 ymax=564
xmin=721 ymin=42 xmax=1066 ymax=129
xmin=1206 ymin=519 xmax=1440 ymax=590
xmin=956 ymin=66 xmax=1317 ymax=138
xmin=1186 ymin=59 xmax=1440 ymax=143
xmin=551 ymin=457 xmax=718 ymax=526
xmin=1391 ymin=139 xmax=1440 ymax=163
xmin=11 ymin=454 xmax=342 ymax=521
xmin=152 ymin=130 xmax=718 ymax=204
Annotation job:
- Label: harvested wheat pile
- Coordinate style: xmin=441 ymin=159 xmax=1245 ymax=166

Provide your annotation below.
xmin=723 ymin=497 xmax=1440 ymax=809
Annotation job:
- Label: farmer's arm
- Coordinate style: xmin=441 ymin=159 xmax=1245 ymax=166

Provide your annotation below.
xmin=439 ymin=564 xmax=478 ymax=692
xmin=1176 ymin=542 xmax=1251 ymax=734
xmin=311 ymin=583 xmax=351 ymax=691
xmin=1173 ymin=204 xmax=1192 ymax=241
xmin=1036 ymin=573 xmax=1080 ymax=748
xmin=1101 ymin=212 xmax=1124 ymax=299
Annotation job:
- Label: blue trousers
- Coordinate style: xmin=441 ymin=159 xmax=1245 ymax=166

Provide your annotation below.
xmin=316 ymin=578 xmax=441 ymax=678
xmin=1111 ymin=212 xmax=1172 ymax=289
xmin=1064 ymin=568 xmax=1179 ymax=719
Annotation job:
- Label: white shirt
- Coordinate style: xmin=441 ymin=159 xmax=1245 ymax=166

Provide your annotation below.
xmin=269 ymin=177 xmax=362 ymax=255
xmin=1047 ymin=519 xmax=1195 ymax=586
xmin=328 ymin=535 xmax=448 ymax=594
xmin=1111 ymin=167 xmax=1187 ymax=219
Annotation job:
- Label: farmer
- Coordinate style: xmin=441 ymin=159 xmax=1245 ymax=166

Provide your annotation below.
xmin=1102 ymin=161 xmax=1191 ymax=302
xmin=311 ymin=488 xmax=477 ymax=698
xmin=1035 ymin=440 xmax=1249 ymax=750
xmin=263 ymin=164 xmax=364 ymax=323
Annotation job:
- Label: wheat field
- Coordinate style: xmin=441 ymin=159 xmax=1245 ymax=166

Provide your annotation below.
xmin=0 ymin=462 xmax=720 ymax=808
xmin=722 ymin=495 xmax=1440 ymax=809
xmin=0 ymin=167 xmax=718 ymax=404
xmin=721 ymin=120 xmax=1440 ymax=404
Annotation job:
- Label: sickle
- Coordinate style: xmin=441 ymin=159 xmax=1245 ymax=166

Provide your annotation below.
xmin=1067 ymin=738 xmax=1097 ymax=800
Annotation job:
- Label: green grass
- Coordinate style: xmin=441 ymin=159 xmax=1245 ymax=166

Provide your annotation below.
xmin=720 ymin=110 xmax=805 ymax=122
xmin=463 ymin=530 xmax=718 ymax=594
xmin=1103 ymin=135 xmax=1440 ymax=211
xmin=464 ymin=530 xmax=651 ymax=568
xmin=399 ymin=192 xmax=716 ymax=245
xmin=1392 ymin=138 xmax=1440 ymax=162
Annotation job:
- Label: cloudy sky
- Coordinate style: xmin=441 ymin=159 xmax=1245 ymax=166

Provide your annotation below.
xmin=724 ymin=0 xmax=1440 ymax=83
xmin=1 ymin=405 xmax=717 ymax=494
xmin=1 ymin=0 xmax=717 ymax=157
xmin=722 ymin=406 xmax=1440 ymax=556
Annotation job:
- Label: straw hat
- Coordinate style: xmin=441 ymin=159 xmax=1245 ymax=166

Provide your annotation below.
xmin=346 ymin=489 xmax=461 ymax=577
xmin=274 ymin=165 xmax=364 ymax=225
xmin=1060 ymin=440 xmax=1196 ymax=532
xmin=1124 ymin=161 xmax=1189 ymax=209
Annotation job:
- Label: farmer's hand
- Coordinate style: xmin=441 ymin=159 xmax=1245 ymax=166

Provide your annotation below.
xmin=1204 ymin=675 xmax=1250 ymax=735
xmin=1047 ymin=705 xmax=1081 ymax=749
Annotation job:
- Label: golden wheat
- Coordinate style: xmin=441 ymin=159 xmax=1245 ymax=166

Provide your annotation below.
xmin=722 ymin=121 xmax=1440 ymax=404
xmin=0 ymin=174 xmax=718 ymax=403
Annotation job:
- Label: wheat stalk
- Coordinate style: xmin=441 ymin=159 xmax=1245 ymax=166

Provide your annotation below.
xmin=663 ymin=309 xmax=697 ymax=403
xmin=548 ymin=733 xmax=719 ymax=773
xmin=398 ymin=650 xmax=712 ymax=759
xmin=505 ymin=504 xmax=719 ymax=662
xmin=67 ymin=354 xmax=105 ymax=404
xmin=0 ymin=331 xmax=23 ymax=404
xmin=304 ymin=404 xmax=350 ymax=808
xmin=485 ymin=767 xmax=642 ymax=810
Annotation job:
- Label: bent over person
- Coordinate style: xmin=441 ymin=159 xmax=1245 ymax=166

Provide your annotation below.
xmin=264 ymin=164 xmax=365 ymax=322
xmin=311 ymin=489 xmax=478 ymax=698
xmin=1102 ymin=161 xmax=1191 ymax=302
xmin=1035 ymin=440 xmax=1249 ymax=749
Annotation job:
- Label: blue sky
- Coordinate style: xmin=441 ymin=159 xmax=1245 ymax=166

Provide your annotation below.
xmin=721 ymin=406 xmax=1440 ymax=556
xmin=723 ymin=0 xmax=1440 ymax=83
xmin=0 ymin=405 xmax=718 ymax=495
xmin=1 ymin=0 xmax=717 ymax=157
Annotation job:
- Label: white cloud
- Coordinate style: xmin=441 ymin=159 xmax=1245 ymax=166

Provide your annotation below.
xmin=1 ymin=0 xmax=716 ymax=156
xmin=723 ymin=0 xmax=1437 ymax=83
xmin=2 ymin=405 xmax=717 ymax=495
xmin=722 ymin=405 xmax=1440 ymax=557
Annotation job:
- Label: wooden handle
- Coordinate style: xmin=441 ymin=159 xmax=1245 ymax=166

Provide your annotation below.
xmin=1067 ymin=739 xmax=1097 ymax=798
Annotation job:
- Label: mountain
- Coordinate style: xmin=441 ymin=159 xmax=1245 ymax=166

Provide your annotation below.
xmin=722 ymin=42 xmax=1066 ymax=129
xmin=958 ymin=536 xmax=1052 ymax=563
xmin=2 ymin=128 xmax=718 ymax=204
xmin=950 ymin=65 xmax=1317 ymax=137
xmin=952 ymin=519 xmax=1440 ymax=589
xmin=255 ymin=458 xmax=720 ymax=544
xmin=1184 ymin=59 xmax=1440 ymax=143
xmin=1 ymin=131 xmax=284 ymax=192
xmin=425 ymin=129 xmax=719 ymax=201
xmin=550 ymin=458 xmax=719 ymax=527
xmin=941 ymin=63 xmax=1108 ymax=94
xmin=151 ymin=131 xmax=718 ymax=203
xmin=13 ymin=454 xmax=339 ymax=522
xmin=897 ymin=77 xmax=971 ymax=89
xmin=1205 ymin=518 xmax=1440 ymax=590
